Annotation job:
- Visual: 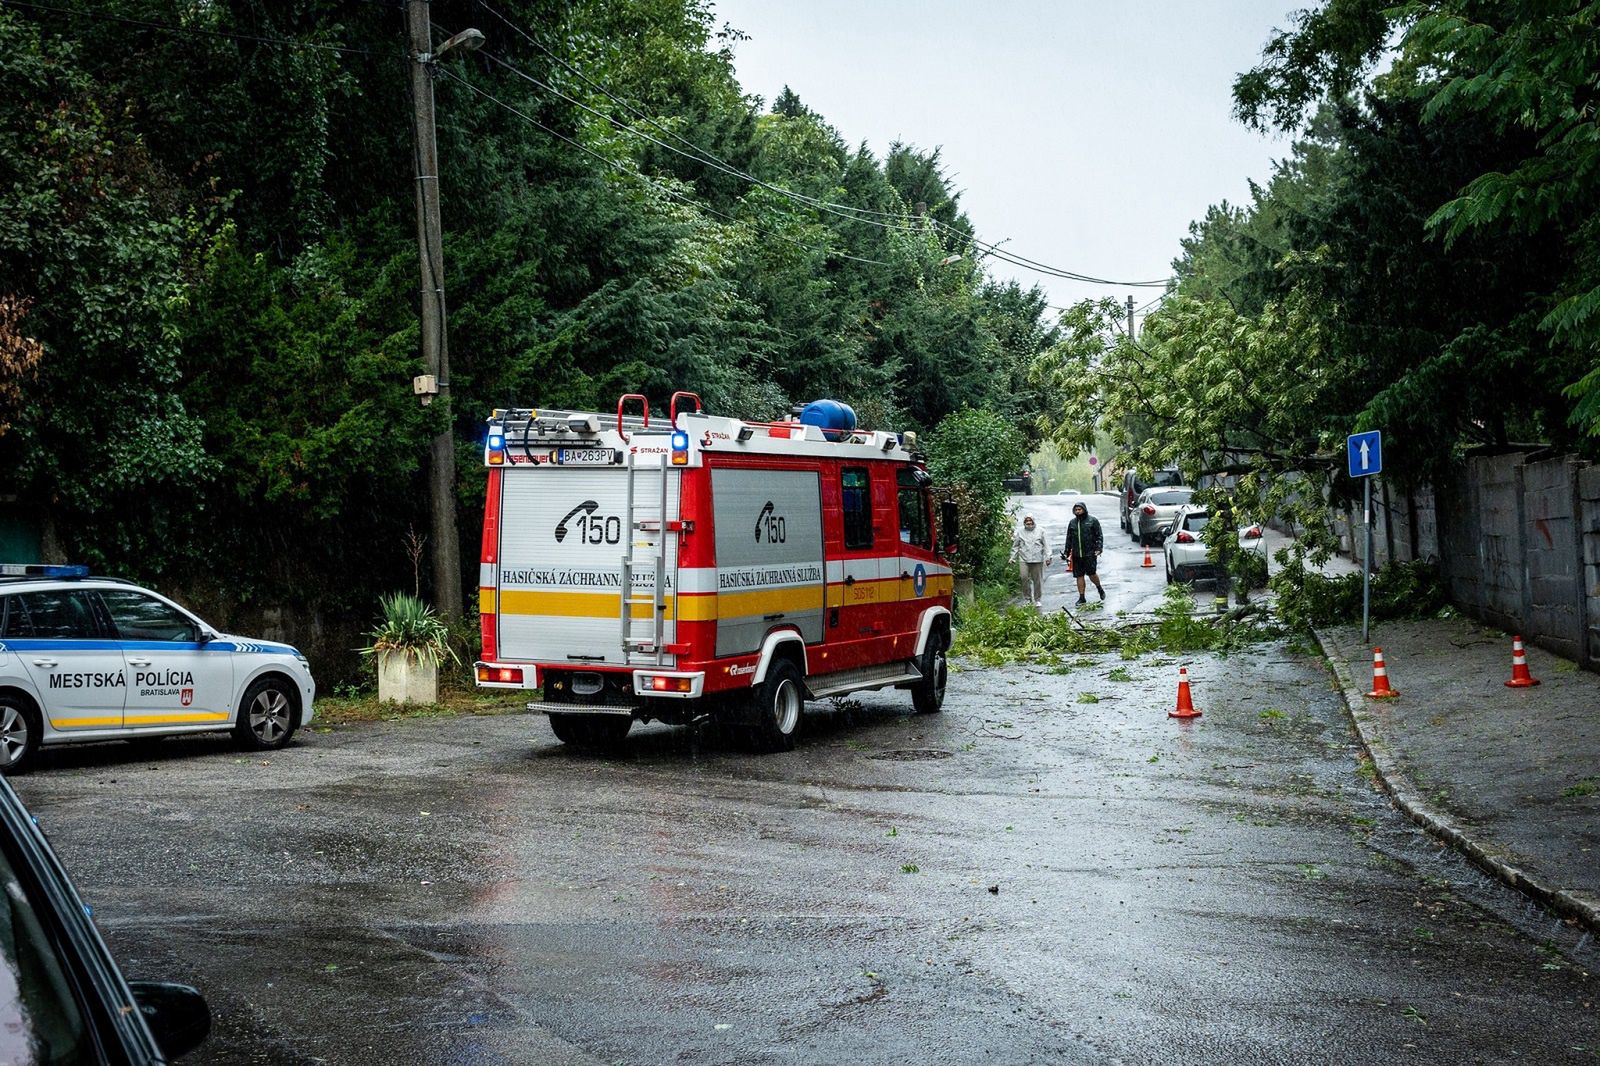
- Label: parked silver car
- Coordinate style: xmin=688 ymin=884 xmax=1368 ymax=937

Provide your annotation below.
xmin=1120 ymin=467 xmax=1183 ymax=535
xmin=1133 ymin=487 xmax=1195 ymax=546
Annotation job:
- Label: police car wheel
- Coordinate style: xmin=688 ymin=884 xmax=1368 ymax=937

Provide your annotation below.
xmin=748 ymin=660 xmax=804 ymax=753
xmin=911 ymin=631 xmax=948 ymax=715
xmin=233 ymin=676 xmax=299 ymax=751
xmin=547 ymin=713 xmax=631 ymax=748
xmin=0 ymin=694 xmax=41 ymax=775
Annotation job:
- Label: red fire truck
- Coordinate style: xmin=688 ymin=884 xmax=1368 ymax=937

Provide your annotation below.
xmin=474 ymin=393 xmax=957 ymax=751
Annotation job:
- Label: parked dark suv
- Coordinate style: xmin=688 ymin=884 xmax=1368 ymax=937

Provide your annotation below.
xmin=1119 ymin=467 xmax=1184 ymax=536
xmin=1002 ymin=468 xmax=1034 ymax=495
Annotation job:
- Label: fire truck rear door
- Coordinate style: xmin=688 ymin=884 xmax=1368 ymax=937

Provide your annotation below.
xmin=495 ymin=463 xmax=679 ymax=667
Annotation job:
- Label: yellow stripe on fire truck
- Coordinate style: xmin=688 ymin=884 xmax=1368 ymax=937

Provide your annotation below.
xmin=489 ymin=561 xmax=951 ymax=623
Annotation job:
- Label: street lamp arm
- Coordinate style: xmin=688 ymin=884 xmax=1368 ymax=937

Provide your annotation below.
xmin=421 ymin=27 xmax=484 ymax=64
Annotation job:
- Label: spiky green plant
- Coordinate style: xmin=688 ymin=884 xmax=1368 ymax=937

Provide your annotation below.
xmin=361 ymin=593 xmax=459 ymax=668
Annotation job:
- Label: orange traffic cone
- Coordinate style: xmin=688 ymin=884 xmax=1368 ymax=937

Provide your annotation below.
xmin=1169 ymin=666 xmax=1202 ymax=719
xmin=1504 ymin=635 xmax=1540 ymax=687
xmin=1365 ymin=647 xmax=1399 ymax=698
xmin=1142 ymin=546 xmax=1155 ymax=568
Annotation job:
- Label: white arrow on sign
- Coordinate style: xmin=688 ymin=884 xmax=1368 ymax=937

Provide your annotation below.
xmin=1359 ymin=440 xmax=1371 ymax=471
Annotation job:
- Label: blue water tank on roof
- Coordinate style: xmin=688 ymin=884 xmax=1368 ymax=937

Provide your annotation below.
xmin=799 ymin=399 xmax=857 ymax=441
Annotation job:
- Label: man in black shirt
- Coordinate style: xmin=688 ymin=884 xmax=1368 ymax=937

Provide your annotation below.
xmin=1062 ymin=501 xmax=1106 ymax=605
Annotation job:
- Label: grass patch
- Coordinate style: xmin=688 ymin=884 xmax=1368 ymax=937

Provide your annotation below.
xmin=314 ymin=677 xmax=531 ymax=725
xmin=1561 ymin=778 xmax=1599 ymax=799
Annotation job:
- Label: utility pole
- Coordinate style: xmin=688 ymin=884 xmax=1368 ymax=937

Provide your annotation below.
xmin=1127 ymin=294 xmax=1136 ymax=342
xmin=405 ymin=1 xmax=480 ymax=623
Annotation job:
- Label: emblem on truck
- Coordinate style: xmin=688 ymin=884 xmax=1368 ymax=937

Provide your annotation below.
xmin=753 ymin=501 xmax=787 ymax=544
xmin=555 ymin=499 xmax=621 ymax=545
xmin=554 ymin=500 xmax=598 ymax=542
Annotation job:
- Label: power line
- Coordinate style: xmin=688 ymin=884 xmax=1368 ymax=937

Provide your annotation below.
xmin=476 ymin=41 xmax=1175 ymax=290
xmin=474 ymin=0 xmax=920 ymax=228
xmin=0 ymin=0 xmax=380 ymax=56
xmin=471 ymin=46 xmax=946 ymax=249
xmin=435 ymin=67 xmax=889 ymax=267
xmin=469 ymin=1 xmax=1176 ymax=289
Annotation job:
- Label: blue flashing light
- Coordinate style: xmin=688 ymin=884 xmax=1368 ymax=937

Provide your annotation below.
xmin=487 ymin=433 xmax=505 ymax=450
xmin=671 ymin=430 xmax=689 ymax=450
xmin=0 ymin=564 xmax=90 ymax=578
xmin=0 ymin=560 xmax=90 ymax=576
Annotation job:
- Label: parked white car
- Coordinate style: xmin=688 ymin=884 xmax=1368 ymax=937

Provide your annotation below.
xmin=1163 ymin=508 xmax=1268 ymax=585
xmin=0 ymin=565 xmax=316 ymax=773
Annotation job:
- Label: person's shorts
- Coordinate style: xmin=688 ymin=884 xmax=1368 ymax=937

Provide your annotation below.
xmin=1069 ymin=554 xmax=1097 ymax=577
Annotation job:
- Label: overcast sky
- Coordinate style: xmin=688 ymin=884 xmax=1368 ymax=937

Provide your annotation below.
xmin=708 ymin=0 xmax=1298 ymax=321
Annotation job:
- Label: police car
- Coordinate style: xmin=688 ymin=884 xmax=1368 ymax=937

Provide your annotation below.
xmin=0 ymin=565 xmax=316 ymax=773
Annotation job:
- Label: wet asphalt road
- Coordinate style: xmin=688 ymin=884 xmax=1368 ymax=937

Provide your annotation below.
xmin=12 ymin=516 xmax=1600 ymax=1064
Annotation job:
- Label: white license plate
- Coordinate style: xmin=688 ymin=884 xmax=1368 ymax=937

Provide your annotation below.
xmin=554 ymin=448 xmax=617 ymax=465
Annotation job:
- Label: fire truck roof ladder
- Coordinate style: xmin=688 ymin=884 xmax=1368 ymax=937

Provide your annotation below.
xmin=620 ymin=438 xmax=671 ymax=665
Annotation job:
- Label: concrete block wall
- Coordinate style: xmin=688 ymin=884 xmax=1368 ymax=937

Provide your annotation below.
xmin=1279 ymin=455 xmax=1594 ymax=673
xmin=1398 ymin=451 xmax=1596 ymax=672
xmin=1439 ymin=462 xmax=1485 ymax=616
xmin=1473 ymin=453 xmax=1527 ymax=631
xmin=1521 ymin=456 xmax=1583 ymax=660
xmin=1582 ymin=466 xmax=1600 ymax=669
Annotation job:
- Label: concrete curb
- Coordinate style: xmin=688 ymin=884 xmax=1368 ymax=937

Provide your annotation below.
xmin=1313 ymin=628 xmax=1600 ymax=936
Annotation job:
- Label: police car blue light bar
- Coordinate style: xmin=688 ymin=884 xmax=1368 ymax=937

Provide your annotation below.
xmin=0 ymin=564 xmax=90 ymax=578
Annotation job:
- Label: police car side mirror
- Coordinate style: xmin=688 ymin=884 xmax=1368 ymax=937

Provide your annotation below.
xmin=130 ymin=981 xmax=211 ymax=1060
xmin=196 ymin=629 xmax=216 ymax=645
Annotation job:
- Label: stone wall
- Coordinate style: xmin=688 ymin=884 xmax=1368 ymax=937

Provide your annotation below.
xmin=1521 ymin=456 xmax=1584 ymax=660
xmin=1370 ymin=451 xmax=1595 ymax=672
xmin=1582 ymin=466 xmax=1600 ymax=668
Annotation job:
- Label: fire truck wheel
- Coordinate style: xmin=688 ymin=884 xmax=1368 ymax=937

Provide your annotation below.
xmin=748 ymin=659 xmax=804 ymax=752
xmin=233 ymin=675 xmax=300 ymax=751
xmin=547 ymin=713 xmax=632 ymax=748
xmin=911 ymin=630 xmax=949 ymax=715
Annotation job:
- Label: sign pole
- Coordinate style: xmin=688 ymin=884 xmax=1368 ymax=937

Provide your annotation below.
xmin=1362 ymin=477 xmax=1372 ymax=644
xmin=1347 ymin=429 xmax=1383 ymax=646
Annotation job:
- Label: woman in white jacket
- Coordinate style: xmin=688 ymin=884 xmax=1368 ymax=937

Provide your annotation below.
xmin=1010 ymin=514 xmax=1049 ymax=607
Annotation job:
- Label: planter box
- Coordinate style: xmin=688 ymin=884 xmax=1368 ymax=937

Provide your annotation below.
xmin=377 ymin=650 xmax=438 ymax=705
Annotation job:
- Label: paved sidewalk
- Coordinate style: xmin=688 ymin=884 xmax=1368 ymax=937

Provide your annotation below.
xmin=1318 ymin=618 xmax=1600 ymax=931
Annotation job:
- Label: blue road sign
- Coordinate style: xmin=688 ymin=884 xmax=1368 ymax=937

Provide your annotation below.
xmin=1347 ymin=430 xmax=1383 ymax=478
